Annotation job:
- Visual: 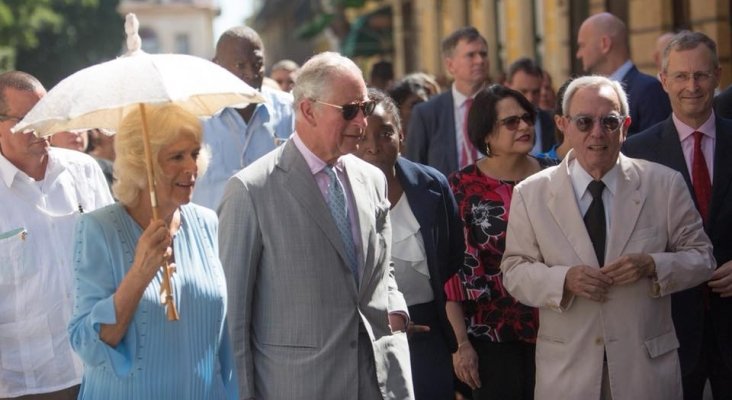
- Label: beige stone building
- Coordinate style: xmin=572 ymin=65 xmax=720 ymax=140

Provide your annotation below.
xmin=118 ymin=0 xmax=219 ymax=59
xmin=386 ymin=0 xmax=731 ymax=89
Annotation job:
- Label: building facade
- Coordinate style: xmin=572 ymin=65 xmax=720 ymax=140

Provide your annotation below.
xmin=118 ymin=0 xmax=219 ymax=59
xmin=386 ymin=0 xmax=731 ymax=89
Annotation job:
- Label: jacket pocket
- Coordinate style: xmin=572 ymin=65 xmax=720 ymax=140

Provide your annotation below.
xmin=644 ymin=330 xmax=679 ymax=358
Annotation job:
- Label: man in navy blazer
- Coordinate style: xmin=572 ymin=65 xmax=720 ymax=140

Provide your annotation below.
xmin=622 ymin=31 xmax=732 ymax=400
xmin=577 ymin=12 xmax=671 ymax=135
xmin=405 ymin=27 xmax=489 ymax=177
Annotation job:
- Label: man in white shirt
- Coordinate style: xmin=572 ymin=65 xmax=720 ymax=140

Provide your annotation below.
xmin=0 ymin=71 xmax=113 ymax=399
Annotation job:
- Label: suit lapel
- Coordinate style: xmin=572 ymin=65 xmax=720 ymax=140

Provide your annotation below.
xmin=279 ymin=142 xmax=357 ymax=283
xmin=710 ymin=118 xmax=732 ymax=232
xmin=440 ymin=92 xmax=458 ymax=171
xmin=606 ymin=155 xmax=645 ymax=262
xmin=344 ymin=158 xmax=378 ymax=294
xmin=546 ymin=153 xmax=599 ymax=266
xmin=657 ymin=119 xmax=693 ymax=191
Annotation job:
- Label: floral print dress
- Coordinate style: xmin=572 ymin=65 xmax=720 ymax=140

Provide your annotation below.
xmin=444 ymin=158 xmax=554 ymax=344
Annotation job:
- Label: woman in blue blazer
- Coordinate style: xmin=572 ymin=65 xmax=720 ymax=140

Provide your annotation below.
xmin=354 ymin=89 xmax=465 ymax=399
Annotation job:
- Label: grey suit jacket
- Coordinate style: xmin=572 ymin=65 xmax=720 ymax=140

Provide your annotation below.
xmin=218 ymin=139 xmax=412 ymax=399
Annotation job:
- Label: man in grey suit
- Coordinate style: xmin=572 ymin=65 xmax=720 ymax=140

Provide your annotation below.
xmin=218 ymin=51 xmax=414 ymax=399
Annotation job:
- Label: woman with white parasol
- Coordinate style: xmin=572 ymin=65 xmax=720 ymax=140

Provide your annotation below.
xmin=67 ymin=104 xmax=238 ymax=399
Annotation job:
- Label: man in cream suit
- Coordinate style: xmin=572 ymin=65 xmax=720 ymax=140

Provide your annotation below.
xmin=501 ymin=75 xmax=714 ymax=400
xmin=218 ymin=52 xmax=413 ymax=400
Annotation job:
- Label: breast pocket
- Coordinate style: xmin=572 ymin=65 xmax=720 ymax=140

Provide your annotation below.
xmin=0 ymin=228 xmax=38 ymax=285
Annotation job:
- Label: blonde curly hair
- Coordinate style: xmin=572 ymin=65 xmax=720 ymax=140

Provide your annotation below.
xmin=112 ymin=103 xmax=209 ymax=207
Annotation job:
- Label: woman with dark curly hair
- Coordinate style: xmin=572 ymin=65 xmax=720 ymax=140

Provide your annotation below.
xmin=444 ymin=84 xmax=556 ymax=400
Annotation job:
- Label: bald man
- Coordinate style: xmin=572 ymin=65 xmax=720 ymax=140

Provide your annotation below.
xmin=576 ymin=12 xmax=671 ymax=135
xmin=192 ymin=26 xmax=294 ymax=210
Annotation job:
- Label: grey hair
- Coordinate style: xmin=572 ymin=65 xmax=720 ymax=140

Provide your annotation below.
xmin=292 ymin=52 xmax=363 ymax=110
xmin=562 ymin=75 xmax=629 ymax=117
xmin=0 ymin=71 xmax=44 ymax=114
xmin=661 ymin=30 xmax=718 ymax=72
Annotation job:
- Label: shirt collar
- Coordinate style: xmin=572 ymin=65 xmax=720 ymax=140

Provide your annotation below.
xmin=450 ymin=83 xmax=480 ymax=109
xmin=672 ymin=111 xmax=717 ymax=142
xmin=0 ymin=151 xmax=20 ymax=188
xmin=569 ymin=154 xmax=620 ymax=198
xmin=291 ymin=132 xmax=346 ymax=175
xmin=0 ymin=148 xmax=65 ymax=188
xmin=609 ymin=60 xmax=634 ymax=82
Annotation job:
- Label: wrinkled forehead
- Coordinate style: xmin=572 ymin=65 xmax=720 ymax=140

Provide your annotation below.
xmin=568 ymin=85 xmax=621 ymax=115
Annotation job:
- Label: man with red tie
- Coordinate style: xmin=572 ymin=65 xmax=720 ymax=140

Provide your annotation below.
xmin=404 ymin=27 xmax=489 ymax=177
xmin=623 ymin=31 xmax=732 ymax=400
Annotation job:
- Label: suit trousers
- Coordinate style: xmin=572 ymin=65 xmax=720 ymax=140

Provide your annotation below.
xmin=682 ymin=311 xmax=732 ymax=400
xmin=471 ymin=340 xmax=535 ymax=400
xmin=407 ymin=301 xmax=453 ymax=400
xmin=359 ymin=330 xmax=384 ymax=400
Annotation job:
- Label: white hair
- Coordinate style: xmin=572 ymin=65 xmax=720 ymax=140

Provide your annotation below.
xmin=562 ymin=75 xmax=629 ymax=117
xmin=292 ymin=52 xmax=363 ymax=110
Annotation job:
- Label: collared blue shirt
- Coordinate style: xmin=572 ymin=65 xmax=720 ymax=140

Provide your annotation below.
xmin=193 ymin=86 xmax=294 ymax=210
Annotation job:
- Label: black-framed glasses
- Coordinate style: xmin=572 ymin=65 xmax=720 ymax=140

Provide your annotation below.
xmin=498 ymin=113 xmax=534 ymax=131
xmin=314 ymin=99 xmax=376 ymax=120
xmin=0 ymin=114 xmax=23 ymax=123
xmin=567 ymin=114 xmax=626 ymax=133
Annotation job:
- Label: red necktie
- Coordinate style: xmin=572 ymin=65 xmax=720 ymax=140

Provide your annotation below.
xmin=691 ymin=131 xmax=711 ymax=224
xmin=460 ymin=98 xmax=477 ymax=168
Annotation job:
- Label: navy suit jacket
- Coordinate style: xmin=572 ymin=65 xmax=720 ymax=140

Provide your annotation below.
xmin=622 ymin=65 xmax=672 ymax=136
xmin=622 ymin=116 xmax=732 ymax=373
xmin=404 ymin=91 xmax=458 ymax=176
xmin=714 ymin=84 xmax=732 ymax=120
xmin=536 ymin=109 xmax=557 ymax=153
xmin=395 ymin=157 xmax=464 ymax=352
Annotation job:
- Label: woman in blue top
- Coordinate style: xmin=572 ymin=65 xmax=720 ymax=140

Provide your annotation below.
xmin=68 ymin=103 xmax=237 ymax=399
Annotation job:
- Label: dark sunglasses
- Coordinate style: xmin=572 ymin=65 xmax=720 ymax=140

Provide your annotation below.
xmin=498 ymin=113 xmax=534 ymax=131
xmin=315 ymin=99 xmax=376 ymax=120
xmin=567 ymin=114 xmax=626 ymax=133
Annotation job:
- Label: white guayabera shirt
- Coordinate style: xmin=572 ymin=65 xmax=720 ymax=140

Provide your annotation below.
xmin=0 ymin=147 xmax=113 ymax=398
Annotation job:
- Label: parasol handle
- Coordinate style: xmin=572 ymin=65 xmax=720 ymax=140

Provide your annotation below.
xmin=139 ymin=103 xmax=179 ymax=321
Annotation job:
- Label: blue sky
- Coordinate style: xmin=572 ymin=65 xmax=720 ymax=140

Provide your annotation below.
xmin=213 ymin=0 xmax=253 ymax=42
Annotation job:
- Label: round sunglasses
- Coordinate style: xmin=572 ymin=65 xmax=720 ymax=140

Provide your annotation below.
xmin=314 ymin=99 xmax=376 ymax=120
xmin=567 ymin=114 xmax=626 ymax=133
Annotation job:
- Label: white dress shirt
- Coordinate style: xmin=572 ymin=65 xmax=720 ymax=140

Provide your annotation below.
xmin=0 ymin=148 xmax=113 ymax=397
xmin=569 ymin=157 xmax=621 ymax=240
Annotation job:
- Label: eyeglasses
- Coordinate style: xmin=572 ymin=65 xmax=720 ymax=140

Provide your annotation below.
xmin=0 ymin=114 xmax=23 ymax=123
xmin=498 ymin=113 xmax=534 ymax=131
xmin=314 ymin=99 xmax=376 ymax=120
xmin=567 ymin=114 xmax=626 ymax=133
xmin=666 ymin=71 xmax=715 ymax=84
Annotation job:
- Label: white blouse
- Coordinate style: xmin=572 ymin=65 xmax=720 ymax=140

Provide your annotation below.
xmin=390 ymin=193 xmax=434 ymax=306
